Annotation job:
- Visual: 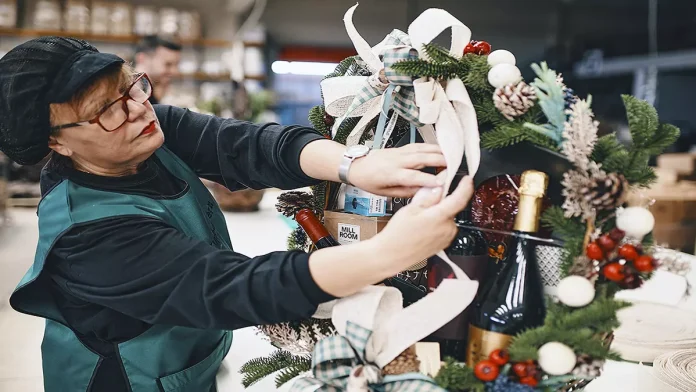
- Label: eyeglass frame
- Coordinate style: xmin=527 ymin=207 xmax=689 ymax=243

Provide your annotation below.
xmin=49 ymin=73 xmax=154 ymax=133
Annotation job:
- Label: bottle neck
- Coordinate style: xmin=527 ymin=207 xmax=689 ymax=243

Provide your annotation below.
xmin=295 ymin=209 xmax=331 ymax=243
xmin=513 ymin=194 xmax=542 ymax=233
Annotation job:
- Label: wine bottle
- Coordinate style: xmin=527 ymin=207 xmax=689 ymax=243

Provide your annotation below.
xmin=466 ymin=170 xmax=548 ymax=367
xmin=295 ymin=208 xmax=340 ymax=249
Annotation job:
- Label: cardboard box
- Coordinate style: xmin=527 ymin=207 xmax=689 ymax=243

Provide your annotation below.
xmin=323 ymin=210 xmax=390 ymax=246
xmin=657 ymin=153 xmax=696 ymax=178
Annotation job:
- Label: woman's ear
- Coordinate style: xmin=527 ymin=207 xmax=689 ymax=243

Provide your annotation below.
xmin=48 ymin=134 xmax=72 ymax=157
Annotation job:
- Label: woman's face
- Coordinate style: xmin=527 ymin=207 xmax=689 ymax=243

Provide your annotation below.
xmin=48 ymin=70 xmax=165 ymax=174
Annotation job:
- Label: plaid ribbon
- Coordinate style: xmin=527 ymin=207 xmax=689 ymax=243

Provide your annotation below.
xmin=289 ymin=321 xmax=447 ymax=392
xmin=342 ymin=29 xmax=424 ymax=128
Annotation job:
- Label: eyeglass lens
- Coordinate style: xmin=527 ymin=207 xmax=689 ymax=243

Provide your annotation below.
xmin=100 ymin=77 xmax=153 ymax=131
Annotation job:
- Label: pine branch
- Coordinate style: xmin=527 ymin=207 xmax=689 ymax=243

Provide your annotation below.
xmin=541 ymin=207 xmax=585 ymax=240
xmin=481 ymin=125 xmax=528 ymax=149
xmin=548 ymin=296 xmax=631 ymax=334
xmin=275 ymin=363 xmax=312 ymax=387
xmin=310 ymin=183 xmax=327 ymax=214
xmin=601 ymin=149 xmax=631 ymax=174
xmin=324 ymin=56 xmax=359 ymax=80
xmin=646 ymin=123 xmax=680 ymax=155
xmin=421 ymin=42 xmax=459 ymax=64
xmin=510 ymin=326 xmax=615 ymax=362
xmin=591 ymin=133 xmax=623 ymax=164
xmin=622 ymin=95 xmax=659 ymax=147
xmin=240 ymin=350 xmax=312 ymax=388
xmin=459 ymin=54 xmax=494 ymax=94
xmin=474 ymin=99 xmax=506 ymax=127
xmin=391 ymin=59 xmax=459 ymax=79
xmin=308 ymin=105 xmax=329 ymax=137
xmin=333 ymin=117 xmax=361 ymax=145
xmin=434 ymin=358 xmax=485 ymax=392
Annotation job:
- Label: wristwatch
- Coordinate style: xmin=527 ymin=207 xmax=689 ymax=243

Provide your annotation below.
xmin=338 ymin=144 xmax=370 ymax=185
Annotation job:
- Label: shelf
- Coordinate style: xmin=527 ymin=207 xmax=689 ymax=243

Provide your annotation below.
xmin=0 ymin=27 xmax=231 ymax=48
xmin=175 ymin=73 xmax=266 ymax=82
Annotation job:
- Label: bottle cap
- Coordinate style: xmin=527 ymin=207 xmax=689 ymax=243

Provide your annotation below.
xmin=519 ymin=170 xmax=548 ymax=198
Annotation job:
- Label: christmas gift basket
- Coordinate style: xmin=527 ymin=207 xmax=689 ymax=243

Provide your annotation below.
xmin=240 ymin=4 xmax=687 ymax=392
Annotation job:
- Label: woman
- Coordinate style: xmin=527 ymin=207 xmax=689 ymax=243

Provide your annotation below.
xmin=0 ymin=37 xmax=473 ymax=392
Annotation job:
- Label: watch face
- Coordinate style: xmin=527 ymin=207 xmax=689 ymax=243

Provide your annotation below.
xmin=346 ymin=144 xmax=370 ymax=158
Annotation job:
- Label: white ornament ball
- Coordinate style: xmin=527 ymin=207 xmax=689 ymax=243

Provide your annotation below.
xmin=557 ymin=276 xmax=595 ymax=307
xmin=616 ymin=207 xmax=655 ymax=239
xmin=487 ymin=63 xmax=522 ymax=89
xmin=538 ymin=342 xmax=577 ymax=376
xmin=487 ymin=50 xmax=516 ymax=67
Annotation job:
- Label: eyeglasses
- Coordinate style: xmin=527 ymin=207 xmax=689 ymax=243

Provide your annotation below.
xmin=50 ymin=73 xmax=153 ymax=133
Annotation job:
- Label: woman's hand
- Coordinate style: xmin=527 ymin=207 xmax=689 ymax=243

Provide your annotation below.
xmin=307 ymin=176 xmax=474 ymax=298
xmin=373 ymin=176 xmax=474 ymax=269
xmin=348 ymin=143 xmax=447 ymax=197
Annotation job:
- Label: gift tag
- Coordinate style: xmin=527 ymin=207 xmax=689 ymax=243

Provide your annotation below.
xmin=415 ymin=342 xmax=442 ymax=377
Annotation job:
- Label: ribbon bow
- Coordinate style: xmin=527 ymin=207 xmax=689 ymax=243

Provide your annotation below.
xmin=290 ymin=321 xmax=447 ymax=392
xmin=322 ymin=4 xmax=481 ymax=182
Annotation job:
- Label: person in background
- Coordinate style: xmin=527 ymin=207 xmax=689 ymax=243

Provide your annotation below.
xmin=133 ymin=35 xmax=182 ymax=104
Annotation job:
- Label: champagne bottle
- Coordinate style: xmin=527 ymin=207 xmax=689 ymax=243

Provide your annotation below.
xmin=295 ymin=208 xmax=340 ymax=249
xmin=466 ymin=170 xmax=548 ymax=366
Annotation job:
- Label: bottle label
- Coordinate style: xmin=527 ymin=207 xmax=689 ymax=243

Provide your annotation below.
xmin=466 ymin=325 xmax=513 ymax=367
xmin=337 ymin=223 xmax=360 ymax=245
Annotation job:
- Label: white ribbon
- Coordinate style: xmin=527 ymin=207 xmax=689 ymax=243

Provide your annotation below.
xmin=320 ymin=3 xmax=481 ymax=178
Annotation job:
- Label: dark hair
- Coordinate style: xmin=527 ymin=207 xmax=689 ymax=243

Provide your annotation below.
xmin=134 ymin=35 xmax=182 ymax=55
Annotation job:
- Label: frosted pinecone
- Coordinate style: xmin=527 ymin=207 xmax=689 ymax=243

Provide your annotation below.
xmin=493 ymin=81 xmax=537 ymax=121
xmin=275 ymin=191 xmax=314 ymax=217
xmin=571 ymin=355 xmax=604 ymax=379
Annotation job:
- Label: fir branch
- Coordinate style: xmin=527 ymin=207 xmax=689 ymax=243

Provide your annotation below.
xmin=323 ymin=56 xmax=359 ymax=80
xmin=622 ymin=95 xmax=659 ymax=147
xmin=591 ymin=133 xmax=623 ymax=164
xmin=561 ymin=236 xmax=585 ymax=276
xmin=601 ymin=149 xmax=631 ymax=174
xmin=333 ymin=117 xmax=362 ymax=145
xmin=434 ymin=358 xmax=485 ymax=392
xmin=308 ymin=105 xmax=329 ymax=137
xmin=541 ymin=206 xmax=585 ymax=240
xmin=549 ymin=296 xmax=631 ymax=333
xmin=240 ymin=350 xmax=311 ymax=388
xmin=391 ymin=59 xmax=459 ymax=79
xmin=421 ymin=43 xmax=459 ymax=64
xmin=510 ymin=326 xmax=615 ymax=362
xmin=646 ymin=123 xmax=680 ymax=155
xmin=480 ymin=124 xmax=527 ymax=149
xmin=310 ymin=183 xmax=327 ymax=214
xmin=459 ymin=54 xmax=493 ymax=94
xmin=275 ymin=363 xmax=312 ymax=387
xmin=474 ymin=100 xmax=506 ymax=127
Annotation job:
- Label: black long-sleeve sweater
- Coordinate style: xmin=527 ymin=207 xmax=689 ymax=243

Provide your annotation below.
xmin=39 ymin=105 xmax=333 ymax=391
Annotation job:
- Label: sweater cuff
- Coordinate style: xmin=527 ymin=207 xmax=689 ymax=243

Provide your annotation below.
xmin=293 ymin=251 xmax=337 ymax=305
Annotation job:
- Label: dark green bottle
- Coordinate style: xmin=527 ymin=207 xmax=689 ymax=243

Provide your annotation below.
xmin=466 ymin=170 xmax=548 ymax=366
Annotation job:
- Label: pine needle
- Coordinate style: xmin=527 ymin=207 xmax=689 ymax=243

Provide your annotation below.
xmin=421 ymin=42 xmax=460 ymax=64
xmin=434 ymin=358 xmax=485 ymax=392
xmin=240 ymin=350 xmax=312 ymax=388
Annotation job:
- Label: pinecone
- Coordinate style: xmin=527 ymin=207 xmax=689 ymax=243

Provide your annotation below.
xmin=383 ymin=346 xmax=421 ymax=375
xmin=276 ymin=191 xmax=315 ymax=217
xmin=493 ymin=81 xmax=536 ymax=121
xmin=571 ymin=355 xmax=604 ymax=379
xmin=568 ymin=255 xmax=598 ymax=278
xmin=579 ymin=172 xmax=627 ymax=211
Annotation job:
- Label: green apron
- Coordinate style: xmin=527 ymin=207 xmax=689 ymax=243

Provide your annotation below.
xmin=9 ymin=147 xmax=234 ymax=392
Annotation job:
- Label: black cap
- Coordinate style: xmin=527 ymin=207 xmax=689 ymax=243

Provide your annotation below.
xmin=0 ymin=37 xmax=124 ymax=165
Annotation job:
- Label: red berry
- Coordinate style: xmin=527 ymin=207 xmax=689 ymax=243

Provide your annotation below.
xmin=603 ymin=262 xmax=626 ymax=282
xmin=634 ymin=255 xmax=656 ymax=272
xmin=586 ymin=242 xmax=604 ymax=260
xmin=520 ymin=376 xmax=539 ymax=387
xmin=512 ymin=362 xmax=528 ymax=378
xmin=598 ymin=235 xmax=616 ymax=252
xmin=464 ymin=41 xmax=477 ymax=55
xmin=621 ymin=273 xmax=644 ymax=289
xmin=473 ymin=41 xmax=492 ymax=55
xmin=618 ymin=244 xmax=639 ymax=261
xmin=609 ymin=228 xmax=626 ymax=242
xmin=474 ymin=360 xmax=500 ymax=382
xmin=489 ymin=349 xmax=510 ymax=366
